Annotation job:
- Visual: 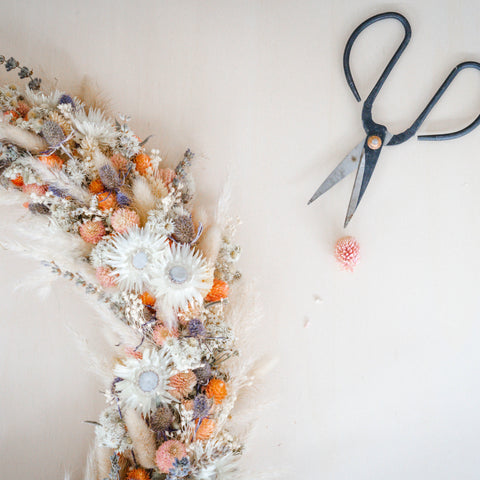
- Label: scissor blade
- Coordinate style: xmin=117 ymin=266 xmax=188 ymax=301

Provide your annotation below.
xmin=307 ymin=140 xmax=365 ymax=205
xmin=344 ymin=149 xmax=366 ymax=227
xmin=344 ymin=132 xmax=392 ymax=227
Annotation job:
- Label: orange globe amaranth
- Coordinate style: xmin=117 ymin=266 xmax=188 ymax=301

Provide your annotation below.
xmin=205 ymin=378 xmax=227 ymax=404
xmin=140 ymin=291 xmax=156 ymax=306
xmin=39 ymin=153 xmax=64 ymax=169
xmin=11 ymin=174 xmax=24 ymax=187
xmin=195 ymin=417 xmax=216 ymax=440
xmin=126 ymin=468 xmax=150 ymax=480
xmin=204 ymin=278 xmax=229 ymax=303
xmin=4 ymin=110 xmax=19 ymax=121
xmin=97 ymin=191 xmax=117 ymax=211
xmin=135 ymin=152 xmax=152 ymax=175
xmin=89 ymin=178 xmax=105 ymax=194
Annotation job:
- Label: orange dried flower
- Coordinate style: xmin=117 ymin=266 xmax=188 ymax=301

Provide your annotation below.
xmin=4 ymin=110 xmax=19 ymax=121
xmin=97 ymin=191 xmax=117 ymax=211
xmin=204 ymin=278 xmax=229 ymax=303
xmin=140 ymin=291 xmax=156 ymax=306
xmin=126 ymin=468 xmax=150 ymax=480
xmin=79 ymin=221 xmax=106 ymax=244
xmin=89 ymin=178 xmax=105 ymax=194
xmin=11 ymin=174 xmax=24 ymax=187
xmin=195 ymin=418 xmax=216 ymax=440
xmin=135 ymin=153 xmax=152 ymax=175
xmin=168 ymin=371 xmax=197 ymax=399
xmin=39 ymin=154 xmax=64 ymax=169
xmin=205 ymin=378 xmax=227 ymax=405
xmin=16 ymin=101 xmax=30 ymax=117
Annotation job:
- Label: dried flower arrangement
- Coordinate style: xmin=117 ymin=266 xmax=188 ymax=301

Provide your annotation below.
xmin=0 ymin=57 xmax=258 ymax=480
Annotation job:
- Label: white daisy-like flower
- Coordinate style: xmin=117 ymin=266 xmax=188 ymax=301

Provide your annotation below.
xmin=25 ymin=88 xmax=63 ymax=109
xmin=103 ymin=226 xmax=168 ymax=292
xmin=114 ymin=348 xmax=176 ymax=416
xmin=151 ymin=243 xmax=213 ymax=311
xmin=163 ymin=337 xmax=203 ymax=371
xmin=71 ymin=107 xmax=118 ymax=147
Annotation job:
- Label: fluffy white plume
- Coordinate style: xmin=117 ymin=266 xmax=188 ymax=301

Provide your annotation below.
xmin=0 ymin=123 xmax=47 ymax=152
xmin=131 ymin=176 xmax=156 ymax=224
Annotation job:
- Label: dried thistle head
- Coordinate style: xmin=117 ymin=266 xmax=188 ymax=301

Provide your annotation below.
xmin=150 ymin=406 xmax=174 ymax=433
xmin=41 ymin=120 xmax=65 ymax=146
xmin=172 ymin=215 xmax=195 ymax=244
xmin=99 ymin=164 xmax=121 ymax=190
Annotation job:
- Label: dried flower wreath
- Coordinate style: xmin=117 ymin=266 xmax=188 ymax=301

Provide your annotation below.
xmin=0 ymin=57 xmax=258 ymax=480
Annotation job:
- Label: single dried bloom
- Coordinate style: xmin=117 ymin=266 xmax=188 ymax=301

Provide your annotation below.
xmin=195 ymin=418 xmax=216 ymax=440
xmin=152 ymin=324 xmax=178 ymax=346
xmin=11 ymin=174 xmax=24 ymax=187
xmin=168 ymin=371 xmax=197 ymax=399
xmin=140 ymin=291 xmax=156 ymax=306
xmin=111 ymin=208 xmax=140 ymax=234
xmin=155 ymin=440 xmax=187 ymax=473
xmin=39 ymin=154 xmax=64 ymax=169
xmin=204 ymin=278 xmax=229 ymax=303
xmin=96 ymin=266 xmax=118 ymax=288
xmin=79 ymin=220 xmax=106 ymax=244
xmin=172 ymin=215 xmax=195 ymax=244
xmin=135 ymin=152 xmax=152 ymax=175
xmin=335 ymin=236 xmax=360 ymax=271
xmin=41 ymin=120 xmax=66 ymax=146
xmin=157 ymin=168 xmax=176 ymax=186
xmin=205 ymin=378 xmax=227 ymax=405
xmin=193 ymin=394 xmax=212 ymax=420
xmin=150 ymin=406 xmax=174 ymax=433
xmin=89 ymin=178 xmax=105 ymax=194
xmin=99 ymin=164 xmax=122 ymax=190
xmin=193 ymin=364 xmax=212 ymax=386
xmin=126 ymin=467 xmax=150 ymax=480
xmin=97 ymin=191 xmax=117 ymax=211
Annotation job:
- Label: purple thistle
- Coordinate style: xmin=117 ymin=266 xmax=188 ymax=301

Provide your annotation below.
xmin=116 ymin=191 xmax=131 ymax=206
xmin=58 ymin=94 xmax=75 ymax=109
xmin=48 ymin=185 xmax=67 ymax=198
xmin=188 ymin=318 xmax=206 ymax=337
xmin=193 ymin=364 xmax=212 ymax=386
xmin=192 ymin=394 xmax=212 ymax=420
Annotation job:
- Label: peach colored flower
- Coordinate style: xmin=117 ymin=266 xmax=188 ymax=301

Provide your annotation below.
xmin=111 ymin=208 xmax=140 ymax=234
xmin=96 ymin=266 xmax=118 ymax=288
xmin=155 ymin=440 xmax=187 ymax=473
xmin=168 ymin=371 xmax=197 ymax=399
xmin=79 ymin=221 xmax=106 ymax=244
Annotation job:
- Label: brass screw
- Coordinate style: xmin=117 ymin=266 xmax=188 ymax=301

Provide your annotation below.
xmin=367 ymin=135 xmax=382 ymax=150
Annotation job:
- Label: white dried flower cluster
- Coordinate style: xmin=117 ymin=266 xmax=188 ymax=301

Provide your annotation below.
xmin=163 ymin=336 xmax=204 ymax=371
xmin=95 ymin=405 xmax=132 ymax=452
xmin=3 ymin=156 xmax=40 ymax=185
xmin=122 ymin=291 xmax=146 ymax=328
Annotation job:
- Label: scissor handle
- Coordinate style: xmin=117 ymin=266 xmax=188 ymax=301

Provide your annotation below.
xmin=388 ymin=61 xmax=480 ymax=144
xmin=343 ymin=12 xmax=412 ymax=134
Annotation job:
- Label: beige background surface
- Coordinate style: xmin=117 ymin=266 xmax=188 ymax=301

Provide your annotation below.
xmin=1 ymin=0 xmax=480 ymax=478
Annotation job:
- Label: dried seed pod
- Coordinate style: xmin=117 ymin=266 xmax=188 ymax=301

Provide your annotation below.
xmin=41 ymin=120 xmax=66 ymax=146
xmin=172 ymin=215 xmax=195 ymax=244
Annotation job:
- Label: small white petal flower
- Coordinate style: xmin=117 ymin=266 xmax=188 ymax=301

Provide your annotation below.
xmin=151 ymin=243 xmax=213 ymax=311
xmin=103 ymin=227 xmax=168 ymax=292
xmin=114 ymin=349 xmax=175 ymax=416
xmin=72 ymin=108 xmax=118 ymax=147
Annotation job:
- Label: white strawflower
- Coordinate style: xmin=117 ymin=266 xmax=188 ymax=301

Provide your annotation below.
xmin=151 ymin=243 xmax=213 ymax=311
xmin=71 ymin=107 xmax=118 ymax=147
xmin=189 ymin=440 xmax=242 ymax=480
xmin=114 ymin=348 xmax=175 ymax=416
xmin=103 ymin=227 xmax=168 ymax=292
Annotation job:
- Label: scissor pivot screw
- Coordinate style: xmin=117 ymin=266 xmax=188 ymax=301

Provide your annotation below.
xmin=367 ymin=135 xmax=382 ymax=150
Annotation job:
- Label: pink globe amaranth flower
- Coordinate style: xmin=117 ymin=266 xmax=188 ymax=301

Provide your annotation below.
xmin=157 ymin=168 xmax=176 ymax=187
xmin=152 ymin=324 xmax=178 ymax=346
xmin=96 ymin=266 xmax=118 ymax=288
xmin=155 ymin=439 xmax=187 ymax=473
xmin=111 ymin=208 xmax=140 ymax=234
xmin=22 ymin=183 xmax=47 ymax=196
xmin=335 ymin=236 xmax=360 ymax=271
xmin=79 ymin=220 xmax=106 ymax=244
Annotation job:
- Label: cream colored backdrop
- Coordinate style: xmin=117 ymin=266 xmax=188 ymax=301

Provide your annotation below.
xmin=1 ymin=0 xmax=480 ymax=478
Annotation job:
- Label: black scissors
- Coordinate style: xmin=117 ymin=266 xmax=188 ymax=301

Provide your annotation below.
xmin=308 ymin=11 xmax=480 ymax=227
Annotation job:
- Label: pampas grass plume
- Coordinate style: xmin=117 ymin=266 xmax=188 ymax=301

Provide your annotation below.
xmin=123 ymin=409 xmax=157 ymax=469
